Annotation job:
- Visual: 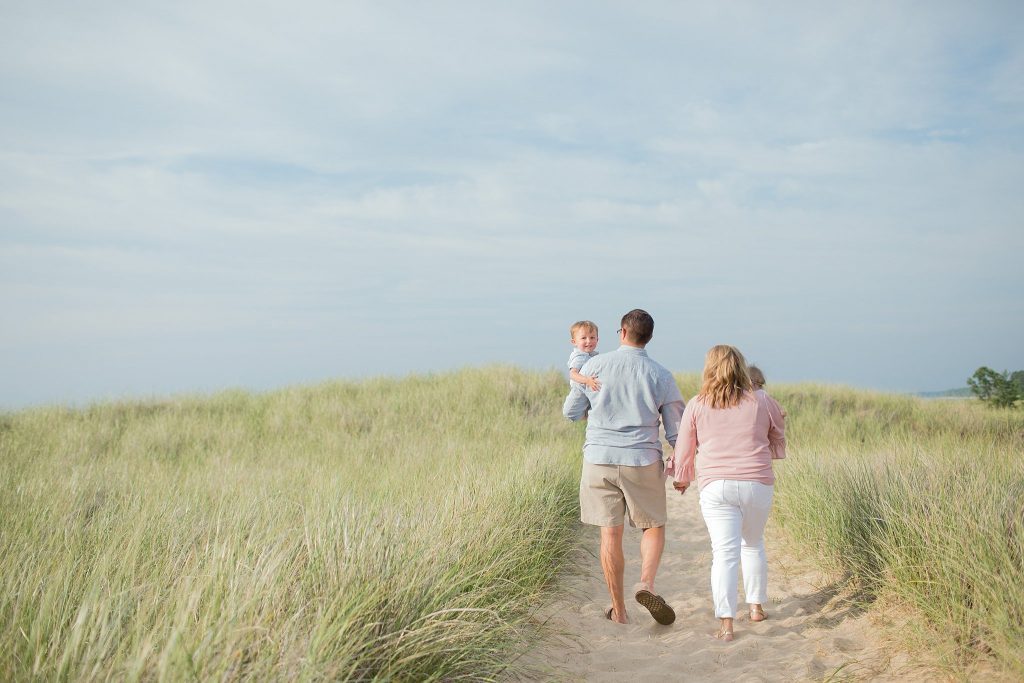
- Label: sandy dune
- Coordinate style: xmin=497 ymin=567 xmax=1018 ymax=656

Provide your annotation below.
xmin=524 ymin=481 xmax=938 ymax=682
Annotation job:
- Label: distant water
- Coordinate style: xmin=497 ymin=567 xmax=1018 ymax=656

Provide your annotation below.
xmin=916 ymin=389 xmax=973 ymax=399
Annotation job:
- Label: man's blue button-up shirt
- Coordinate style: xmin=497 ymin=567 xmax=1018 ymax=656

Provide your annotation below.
xmin=562 ymin=345 xmax=685 ymax=466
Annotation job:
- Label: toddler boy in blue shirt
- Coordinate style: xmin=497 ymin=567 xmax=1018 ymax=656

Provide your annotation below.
xmin=568 ymin=320 xmax=601 ymax=392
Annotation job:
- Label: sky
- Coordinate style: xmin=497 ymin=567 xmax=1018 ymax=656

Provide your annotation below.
xmin=2 ymin=1 xmax=1022 ymax=409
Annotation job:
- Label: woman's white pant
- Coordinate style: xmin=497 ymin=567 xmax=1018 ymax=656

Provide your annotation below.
xmin=699 ymin=480 xmax=774 ymax=618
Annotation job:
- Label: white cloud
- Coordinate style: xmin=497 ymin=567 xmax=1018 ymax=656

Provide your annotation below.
xmin=1 ymin=1 xmax=1022 ymax=406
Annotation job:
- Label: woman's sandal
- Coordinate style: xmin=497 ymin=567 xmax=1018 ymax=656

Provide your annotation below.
xmin=749 ymin=605 xmax=766 ymax=622
xmin=713 ymin=628 xmax=734 ymax=642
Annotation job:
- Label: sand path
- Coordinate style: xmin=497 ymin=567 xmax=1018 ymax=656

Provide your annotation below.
xmin=524 ymin=482 xmax=931 ymax=682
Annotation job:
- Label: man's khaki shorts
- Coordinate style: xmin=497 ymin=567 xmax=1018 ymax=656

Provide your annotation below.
xmin=579 ymin=460 xmax=667 ymax=528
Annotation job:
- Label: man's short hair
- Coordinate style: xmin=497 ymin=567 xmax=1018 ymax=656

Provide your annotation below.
xmin=570 ymin=320 xmax=598 ymax=339
xmin=620 ymin=309 xmax=654 ymax=345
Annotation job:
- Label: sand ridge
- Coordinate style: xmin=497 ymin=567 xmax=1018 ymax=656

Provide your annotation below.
xmin=524 ymin=481 xmax=936 ymax=682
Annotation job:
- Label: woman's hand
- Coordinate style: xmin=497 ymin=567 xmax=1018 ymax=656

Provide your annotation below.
xmin=672 ymin=481 xmax=690 ymax=496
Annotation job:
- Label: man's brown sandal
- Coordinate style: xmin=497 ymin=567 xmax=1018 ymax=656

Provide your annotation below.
xmin=634 ymin=589 xmax=676 ymax=625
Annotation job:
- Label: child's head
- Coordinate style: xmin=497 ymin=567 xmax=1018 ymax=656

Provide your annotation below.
xmin=569 ymin=320 xmax=599 ymax=353
xmin=748 ymin=365 xmax=766 ymax=390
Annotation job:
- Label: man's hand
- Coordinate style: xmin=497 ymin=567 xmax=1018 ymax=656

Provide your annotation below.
xmin=672 ymin=481 xmax=690 ymax=496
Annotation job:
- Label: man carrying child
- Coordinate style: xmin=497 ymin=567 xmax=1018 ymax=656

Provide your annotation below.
xmin=563 ymin=309 xmax=685 ymax=625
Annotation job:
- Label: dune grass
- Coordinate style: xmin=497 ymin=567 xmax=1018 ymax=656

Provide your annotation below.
xmin=4 ymin=368 xmax=1022 ymax=680
xmin=761 ymin=383 xmax=1024 ymax=679
xmin=0 ymin=367 xmax=583 ymax=681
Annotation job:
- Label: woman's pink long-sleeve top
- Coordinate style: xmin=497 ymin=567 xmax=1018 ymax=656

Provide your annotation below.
xmin=666 ymin=390 xmax=786 ymax=491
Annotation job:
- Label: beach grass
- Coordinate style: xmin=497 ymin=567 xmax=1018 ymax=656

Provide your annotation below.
xmin=3 ymin=369 xmax=1023 ymax=680
xmin=0 ymin=367 xmax=583 ymax=681
xmin=762 ymin=383 xmax=1024 ymax=679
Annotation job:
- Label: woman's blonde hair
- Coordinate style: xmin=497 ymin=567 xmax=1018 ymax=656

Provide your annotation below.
xmin=698 ymin=345 xmax=753 ymax=409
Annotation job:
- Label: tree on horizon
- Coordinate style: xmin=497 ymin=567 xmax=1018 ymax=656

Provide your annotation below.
xmin=968 ymin=367 xmax=1020 ymax=408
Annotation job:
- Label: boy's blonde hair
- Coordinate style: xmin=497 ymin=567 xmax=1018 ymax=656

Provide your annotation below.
xmin=698 ymin=345 xmax=753 ymax=409
xmin=569 ymin=320 xmax=598 ymax=339
xmin=748 ymin=365 xmax=766 ymax=389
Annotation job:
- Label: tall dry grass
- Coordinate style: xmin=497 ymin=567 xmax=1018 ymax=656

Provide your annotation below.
xmin=0 ymin=367 xmax=583 ymax=681
xmin=761 ymin=383 xmax=1024 ymax=678
xmin=5 ymin=368 xmax=1022 ymax=680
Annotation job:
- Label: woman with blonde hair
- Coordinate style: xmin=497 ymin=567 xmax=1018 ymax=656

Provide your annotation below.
xmin=667 ymin=345 xmax=786 ymax=641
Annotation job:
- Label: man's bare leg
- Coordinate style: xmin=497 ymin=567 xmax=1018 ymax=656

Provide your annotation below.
xmin=638 ymin=525 xmax=665 ymax=593
xmin=600 ymin=525 xmax=628 ymax=623
xmin=634 ymin=525 xmax=675 ymax=624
